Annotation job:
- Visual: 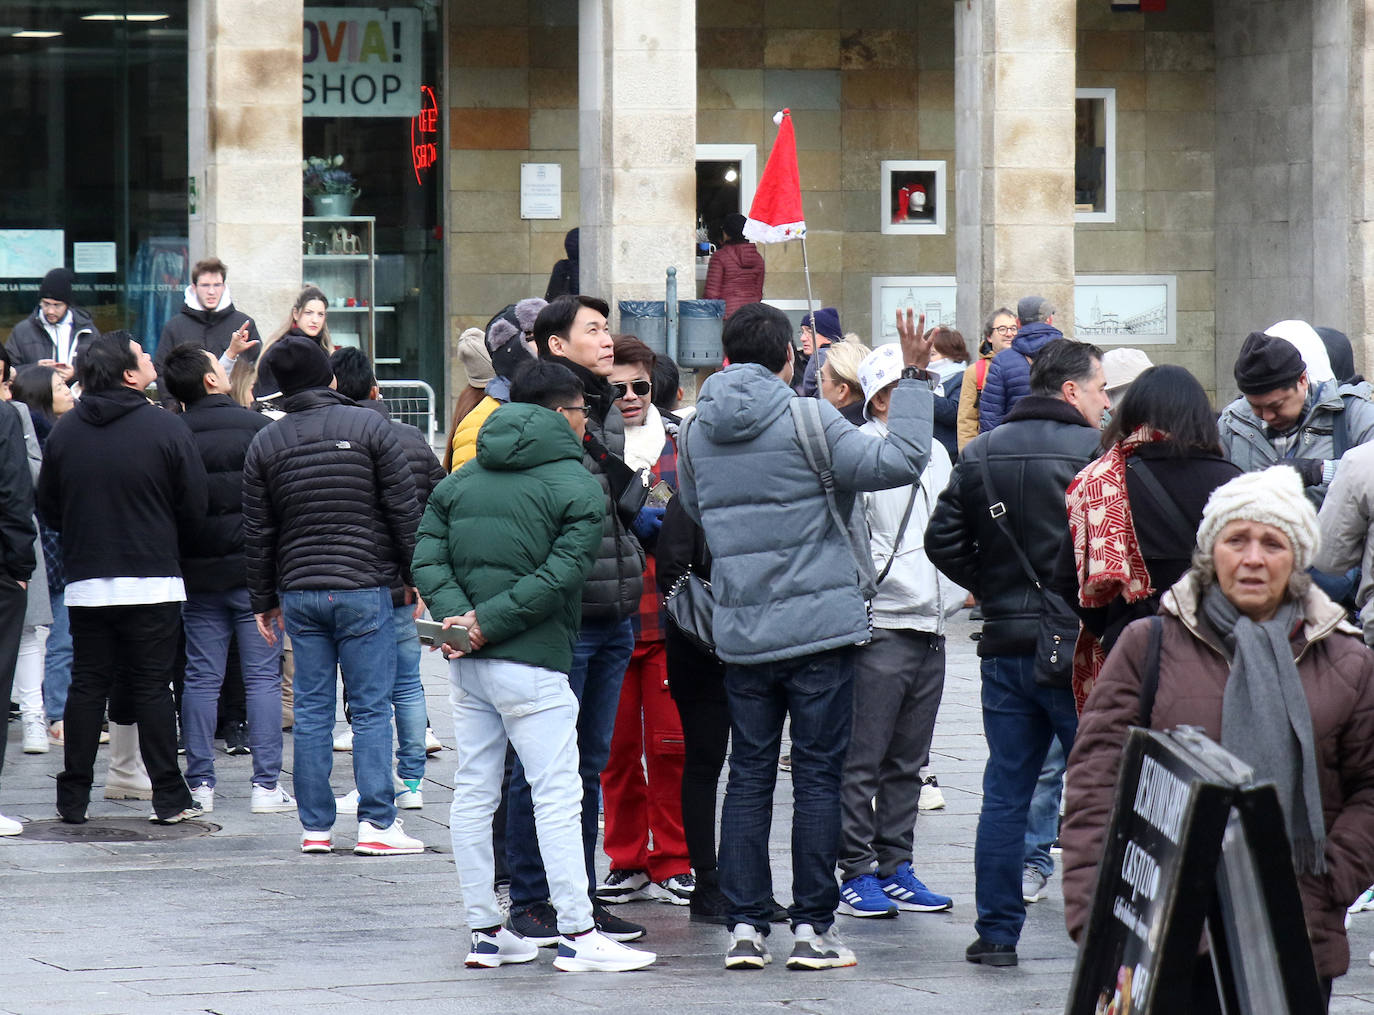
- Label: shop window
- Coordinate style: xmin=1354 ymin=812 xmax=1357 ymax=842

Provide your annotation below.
xmin=695 ymin=144 xmax=757 ymax=248
xmin=1075 ymin=88 xmax=1116 ymax=223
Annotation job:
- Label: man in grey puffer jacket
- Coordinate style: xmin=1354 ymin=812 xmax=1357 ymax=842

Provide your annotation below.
xmin=678 ymin=302 xmax=936 ymax=971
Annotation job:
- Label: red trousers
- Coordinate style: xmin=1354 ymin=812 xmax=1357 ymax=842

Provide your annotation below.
xmin=600 ymin=641 xmax=690 ymax=879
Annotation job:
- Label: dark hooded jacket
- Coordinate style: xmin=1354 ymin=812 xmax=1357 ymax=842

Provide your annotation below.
xmin=412 ymin=402 xmax=604 ymax=674
xmin=977 ymin=321 xmax=1063 ymax=432
xmin=156 ymin=285 xmax=260 ymax=407
xmin=544 ymin=228 xmax=580 ymax=301
xmin=36 ymin=386 xmax=208 ymax=582
xmin=5 ymin=306 xmax=98 ymax=369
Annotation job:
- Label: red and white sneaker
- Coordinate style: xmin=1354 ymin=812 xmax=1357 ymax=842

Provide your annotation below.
xmin=301 ymin=829 xmax=334 ymax=854
xmin=354 ymin=819 xmax=424 ymax=856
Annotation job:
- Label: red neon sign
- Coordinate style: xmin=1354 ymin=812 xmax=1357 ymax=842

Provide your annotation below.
xmin=411 ymin=85 xmax=438 ymax=185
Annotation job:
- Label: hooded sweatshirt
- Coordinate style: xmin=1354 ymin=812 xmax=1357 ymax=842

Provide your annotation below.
xmin=412 ymin=402 xmax=604 ymax=674
xmin=36 ymin=386 xmax=209 ymax=583
xmin=678 ymin=362 xmax=934 ymax=664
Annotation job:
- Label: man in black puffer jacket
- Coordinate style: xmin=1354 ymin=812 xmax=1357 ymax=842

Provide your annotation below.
xmin=925 ymin=339 xmax=1108 ymax=968
xmin=162 ymin=344 xmax=294 ymax=817
xmin=242 ymin=336 xmax=422 ymax=858
xmin=503 ymin=294 xmax=651 ymax=946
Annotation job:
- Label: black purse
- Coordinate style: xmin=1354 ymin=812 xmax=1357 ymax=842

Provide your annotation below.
xmin=664 ymin=570 xmax=715 ymax=654
xmin=973 ymin=437 xmax=1080 ymax=689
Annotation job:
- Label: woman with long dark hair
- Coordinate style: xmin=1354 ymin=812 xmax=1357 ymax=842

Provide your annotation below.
xmin=236 ymin=286 xmax=332 ymax=404
xmin=1051 ymin=364 xmax=1241 ymax=707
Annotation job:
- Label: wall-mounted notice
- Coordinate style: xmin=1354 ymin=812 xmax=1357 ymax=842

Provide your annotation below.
xmin=520 ymin=163 xmax=562 ymax=220
xmin=73 ymin=242 xmax=117 ymax=274
xmin=303 ymin=7 xmax=421 ymax=117
xmin=0 ymin=230 xmax=64 ymax=279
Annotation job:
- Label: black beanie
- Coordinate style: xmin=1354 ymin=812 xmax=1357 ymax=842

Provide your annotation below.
xmin=1234 ymin=331 xmax=1306 ymax=394
xmin=262 ymin=335 xmax=334 ymax=396
xmin=39 ymin=267 xmax=74 ymax=305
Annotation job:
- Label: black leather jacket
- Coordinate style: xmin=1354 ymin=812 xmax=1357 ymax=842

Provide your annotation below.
xmin=925 ymin=396 xmax=1100 ymax=657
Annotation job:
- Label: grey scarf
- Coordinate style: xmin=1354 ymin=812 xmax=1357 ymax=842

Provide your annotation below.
xmin=1201 ymin=584 xmax=1327 ymax=874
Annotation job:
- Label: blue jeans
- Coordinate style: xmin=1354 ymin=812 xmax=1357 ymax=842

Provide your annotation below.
xmin=1024 ymin=739 xmax=1065 ymax=877
xmin=391 ymin=604 xmax=426 ymax=782
xmin=282 ymin=588 xmax=396 ymax=831
xmin=449 ymin=657 xmax=592 ymax=935
xmin=43 ymin=588 xmax=72 ymax=722
xmin=975 ymin=654 xmax=1078 ymax=945
xmin=507 ymin=617 xmax=634 ymax=909
xmin=181 ymin=588 xmax=284 ymax=790
xmin=720 ymin=647 xmax=854 ymax=933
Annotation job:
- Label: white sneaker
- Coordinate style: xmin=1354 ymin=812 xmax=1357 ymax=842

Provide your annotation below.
xmin=725 ymin=923 xmax=772 ymax=969
xmin=190 ymin=783 xmax=215 ymax=813
xmin=334 ymin=788 xmax=360 ymax=814
xmin=0 ymin=812 xmax=22 ymax=836
xmin=786 ymin=924 xmax=857 ymax=970
xmin=354 ymin=818 xmax=424 ymax=856
xmin=553 ymin=928 xmax=656 ymax=972
xmin=424 ymin=726 xmax=443 ymax=754
xmin=1022 ymin=867 xmax=1049 ymax=904
xmin=301 ymin=829 xmax=333 ymax=854
xmin=394 ymin=775 xmax=423 ymax=810
xmin=22 ymin=716 xmax=49 ymax=753
xmin=918 ymin=775 xmax=946 ymax=811
xmin=332 ymin=727 xmax=353 ymax=751
xmin=251 ymin=784 xmax=297 ymax=813
xmin=465 ymin=927 xmax=539 ymax=968
xmin=150 ymin=805 xmax=204 ymax=825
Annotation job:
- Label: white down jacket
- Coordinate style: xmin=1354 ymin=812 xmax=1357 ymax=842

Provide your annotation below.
xmin=861 ymin=417 xmax=966 ymax=633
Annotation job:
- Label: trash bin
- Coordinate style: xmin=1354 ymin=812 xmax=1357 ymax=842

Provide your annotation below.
xmin=617 ymin=300 xmax=667 ymax=357
xmin=677 ymin=299 xmax=726 ymax=368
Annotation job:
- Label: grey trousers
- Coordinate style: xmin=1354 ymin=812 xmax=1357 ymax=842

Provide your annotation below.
xmin=837 ymin=628 xmax=945 ymax=879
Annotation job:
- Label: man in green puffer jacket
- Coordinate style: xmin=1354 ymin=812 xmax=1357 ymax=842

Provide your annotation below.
xmin=411 ymin=359 xmax=656 ymax=973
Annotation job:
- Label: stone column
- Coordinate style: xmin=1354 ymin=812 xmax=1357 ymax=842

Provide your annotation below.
xmin=188 ymin=0 xmax=303 ymax=332
xmin=579 ymin=0 xmax=696 ymax=323
xmin=955 ymin=0 xmax=1077 ymax=338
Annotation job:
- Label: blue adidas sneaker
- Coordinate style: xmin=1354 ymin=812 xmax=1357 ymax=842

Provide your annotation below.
xmin=838 ymin=873 xmax=898 ymax=918
xmin=881 ymin=861 xmax=952 ymax=912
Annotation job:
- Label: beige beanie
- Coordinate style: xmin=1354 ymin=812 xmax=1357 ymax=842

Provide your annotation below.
xmin=1196 ymin=466 xmax=1319 ymax=571
xmin=456 ymin=326 xmax=494 ymax=388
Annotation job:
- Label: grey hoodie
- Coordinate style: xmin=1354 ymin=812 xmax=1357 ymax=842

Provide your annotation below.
xmin=678 ymin=362 xmax=934 ymax=664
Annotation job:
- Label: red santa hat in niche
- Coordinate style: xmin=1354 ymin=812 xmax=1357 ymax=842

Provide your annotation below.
xmin=895 ymin=183 xmax=927 ymax=223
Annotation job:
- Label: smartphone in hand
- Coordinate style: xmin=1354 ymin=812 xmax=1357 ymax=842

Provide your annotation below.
xmin=415 ymin=618 xmax=471 ymax=653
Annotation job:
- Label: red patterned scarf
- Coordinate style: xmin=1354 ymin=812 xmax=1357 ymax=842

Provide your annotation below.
xmin=1064 ymin=426 xmax=1168 ymax=710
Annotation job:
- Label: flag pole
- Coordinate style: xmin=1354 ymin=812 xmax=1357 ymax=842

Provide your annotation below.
xmin=800 ymin=235 xmax=816 ymax=327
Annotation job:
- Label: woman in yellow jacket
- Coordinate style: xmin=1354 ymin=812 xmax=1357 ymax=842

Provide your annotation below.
xmin=445 ymin=299 xmax=546 ymax=471
xmin=955 ymin=306 xmax=1016 ymax=450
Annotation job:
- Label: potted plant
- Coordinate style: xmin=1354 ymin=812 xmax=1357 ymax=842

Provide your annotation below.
xmin=303 ymin=155 xmax=360 ymax=217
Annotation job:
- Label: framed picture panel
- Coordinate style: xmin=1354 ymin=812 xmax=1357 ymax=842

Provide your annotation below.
xmin=870 ymin=275 xmax=957 ymax=344
xmin=1073 ymin=274 xmax=1177 ymax=346
xmin=880 ymin=161 xmax=947 ymax=236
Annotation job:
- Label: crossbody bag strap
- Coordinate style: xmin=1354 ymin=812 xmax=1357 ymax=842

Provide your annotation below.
xmin=1124 ymin=457 xmax=1195 ymax=548
xmin=972 ymin=435 xmax=1042 ymax=591
xmin=790 ymin=398 xmax=876 ymax=593
xmin=1138 ymin=615 xmax=1164 ymax=727
xmin=876 ymin=483 xmax=921 ymax=585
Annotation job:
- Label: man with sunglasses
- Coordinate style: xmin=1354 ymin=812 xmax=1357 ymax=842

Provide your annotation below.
xmin=4 ymin=268 xmax=99 ymax=382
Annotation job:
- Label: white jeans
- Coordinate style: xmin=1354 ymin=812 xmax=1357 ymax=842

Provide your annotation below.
xmin=16 ymin=625 xmax=49 ymax=720
xmin=448 ymin=656 xmax=591 ymax=934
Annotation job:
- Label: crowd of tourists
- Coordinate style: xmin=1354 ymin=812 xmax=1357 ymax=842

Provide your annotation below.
xmin=4 ymin=263 xmax=1374 ymax=998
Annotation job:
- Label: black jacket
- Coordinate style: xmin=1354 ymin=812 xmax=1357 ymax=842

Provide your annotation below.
xmin=1049 ymin=446 xmax=1242 ymax=653
xmin=155 ymin=297 xmax=260 ymax=408
xmin=178 ymin=394 xmax=270 ymax=593
xmin=242 ymin=387 xmax=420 ymax=613
xmin=0 ymin=404 xmax=36 ymax=583
xmin=36 ymin=387 xmax=208 ymax=582
xmin=4 ymin=307 xmax=99 ymax=369
xmin=357 ymin=397 xmax=445 ymax=606
xmin=925 ymin=395 xmax=1101 ymax=657
xmin=552 ymin=357 xmax=644 ymax=621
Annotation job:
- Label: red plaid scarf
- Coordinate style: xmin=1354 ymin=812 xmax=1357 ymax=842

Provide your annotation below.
xmin=1064 ymin=426 xmax=1168 ymax=710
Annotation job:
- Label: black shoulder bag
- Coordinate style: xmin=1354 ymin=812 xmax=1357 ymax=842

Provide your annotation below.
xmin=662 ymin=417 xmax=716 ymax=654
xmin=973 ymin=436 xmax=1081 ymax=690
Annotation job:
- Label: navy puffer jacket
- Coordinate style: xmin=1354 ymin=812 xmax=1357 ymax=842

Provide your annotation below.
xmin=977 ymin=322 xmax=1063 ymax=432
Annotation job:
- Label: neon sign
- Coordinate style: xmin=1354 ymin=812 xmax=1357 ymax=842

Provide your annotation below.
xmin=411 ymin=85 xmax=438 ymax=186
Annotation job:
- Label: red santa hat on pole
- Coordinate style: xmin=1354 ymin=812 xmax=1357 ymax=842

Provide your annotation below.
xmin=743 ymin=110 xmax=806 ymax=244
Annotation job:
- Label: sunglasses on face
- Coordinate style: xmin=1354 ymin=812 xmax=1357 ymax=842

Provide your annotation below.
xmin=612 ymin=380 xmax=651 ymax=399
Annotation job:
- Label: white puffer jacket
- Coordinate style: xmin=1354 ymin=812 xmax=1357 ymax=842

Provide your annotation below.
xmin=861 ymin=418 xmax=966 ymax=633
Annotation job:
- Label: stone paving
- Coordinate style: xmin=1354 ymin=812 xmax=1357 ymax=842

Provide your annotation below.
xmin=4 ymin=611 xmax=1374 ymax=1013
